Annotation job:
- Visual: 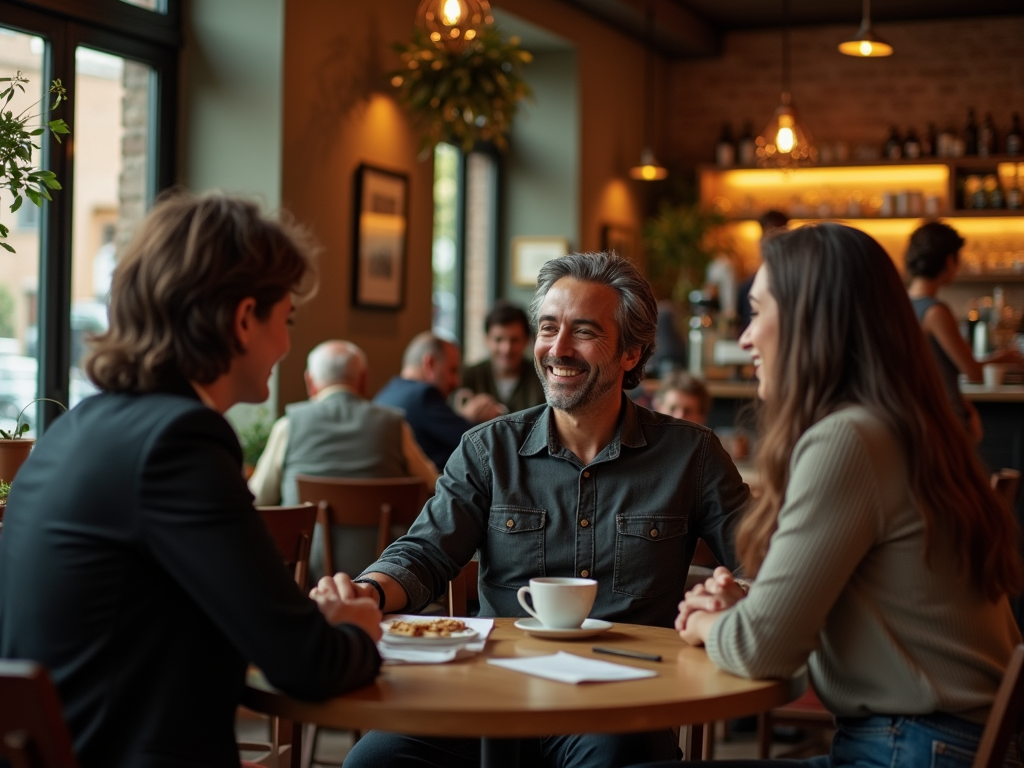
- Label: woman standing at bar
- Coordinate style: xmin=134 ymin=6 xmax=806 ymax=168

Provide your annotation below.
xmin=631 ymin=223 xmax=1022 ymax=768
xmin=906 ymin=220 xmax=1021 ymax=443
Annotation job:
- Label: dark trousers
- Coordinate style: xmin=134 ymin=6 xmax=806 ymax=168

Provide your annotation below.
xmin=342 ymin=728 xmax=679 ymax=768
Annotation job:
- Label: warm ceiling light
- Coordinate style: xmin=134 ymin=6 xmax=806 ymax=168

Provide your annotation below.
xmin=416 ymin=0 xmax=493 ymax=52
xmin=630 ymin=147 xmax=668 ymax=181
xmin=756 ymin=0 xmax=815 ymax=168
xmin=629 ymin=7 xmax=668 ymax=182
xmin=838 ymin=0 xmax=893 ymax=57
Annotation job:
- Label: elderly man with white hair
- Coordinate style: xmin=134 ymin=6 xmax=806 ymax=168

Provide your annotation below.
xmin=249 ymin=340 xmax=439 ymax=575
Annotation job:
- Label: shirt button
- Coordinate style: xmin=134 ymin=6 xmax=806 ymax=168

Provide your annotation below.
xmin=580 ymin=569 xmax=590 ymax=578
xmin=580 ymin=519 xmax=589 ymax=528
xmin=583 ymin=471 xmax=590 ymax=478
xmin=506 ymin=519 xmax=515 ymax=529
xmin=650 ymin=528 xmax=659 ymax=538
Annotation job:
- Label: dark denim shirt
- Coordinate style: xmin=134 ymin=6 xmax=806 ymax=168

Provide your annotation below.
xmin=363 ymin=396 xmax=750 ymax=628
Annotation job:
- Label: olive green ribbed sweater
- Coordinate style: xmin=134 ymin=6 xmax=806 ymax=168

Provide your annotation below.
xmin=707 ymin=406 xmax=1022 ymax=720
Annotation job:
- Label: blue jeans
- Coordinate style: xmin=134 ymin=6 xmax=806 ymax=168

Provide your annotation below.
xmin=628 ymin=712 xmax=1022 ymax=768
xmin=342 ymin=729 xmax=680 ymax=768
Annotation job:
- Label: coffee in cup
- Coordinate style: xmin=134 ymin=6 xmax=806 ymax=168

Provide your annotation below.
xmin=516 ymin=577 xmax=597 ymax=629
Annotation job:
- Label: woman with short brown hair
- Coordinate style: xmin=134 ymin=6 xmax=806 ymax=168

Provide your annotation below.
xmin=0 ymin=191 xmax=382 ymax=768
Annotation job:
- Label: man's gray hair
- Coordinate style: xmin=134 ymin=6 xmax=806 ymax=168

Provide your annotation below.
xmin=529 ymin=252 xmax=657 ymax=390
xmin=402 ymin=331 xmax=454 ymax=370
xmin=306 ymin=340 xmax=367 ymax=389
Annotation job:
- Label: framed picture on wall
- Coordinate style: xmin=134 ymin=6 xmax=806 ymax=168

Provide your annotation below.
xmin=352 ymin=163 xmax=409 ymax=309
xmin=601 ymin=224 xmax=635 ymax=261
xmin=511 ymin=236 xmax=570 ymax=287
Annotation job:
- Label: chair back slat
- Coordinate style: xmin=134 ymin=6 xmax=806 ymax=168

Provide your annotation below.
xmin=447 ymin=559 xmax=480 ymax=618
xmin=0 ymin=660 xmax=78 ymax=768
xmin=973 ymin=644 xmax=1024 ymax=768
xmin=256 ymin=503 xmax=317 ymax=590
xmin=296 ymin=475 xmax=425 ymax=576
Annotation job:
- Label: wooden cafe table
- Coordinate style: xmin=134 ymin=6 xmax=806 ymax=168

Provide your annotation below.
xmin=242 ymin=618 xmax=806 ymax=768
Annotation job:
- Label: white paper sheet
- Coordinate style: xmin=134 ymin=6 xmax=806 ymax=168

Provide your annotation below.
xmin=487 ymin=651 xmax=659 ymax=684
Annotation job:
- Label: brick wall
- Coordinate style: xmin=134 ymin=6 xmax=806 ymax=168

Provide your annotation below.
xmin=668 ymin=16 xmax=1024 ymax=171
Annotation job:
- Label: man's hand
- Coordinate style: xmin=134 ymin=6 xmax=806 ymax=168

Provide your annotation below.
xmin=310 ymin=573 xmax=383 ymax=642
xmin=675 ymin=566 xmax=746 ymax=646
xmin=456 ymin=391 xmax=507 ymax=423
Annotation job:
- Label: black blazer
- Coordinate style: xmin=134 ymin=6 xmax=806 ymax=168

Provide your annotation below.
xmin=0 ymin=384 xmax=380 ymax=768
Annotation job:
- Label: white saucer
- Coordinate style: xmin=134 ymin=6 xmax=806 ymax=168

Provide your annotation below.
xmin=514 ymin=618 xmax=614 ymax=639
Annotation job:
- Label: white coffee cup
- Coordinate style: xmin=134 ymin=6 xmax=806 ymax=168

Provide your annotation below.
xmin=984 ymin=363 xmax=1007 ymax=388
xmin=516 ymin=577 xmax=597 ymax=630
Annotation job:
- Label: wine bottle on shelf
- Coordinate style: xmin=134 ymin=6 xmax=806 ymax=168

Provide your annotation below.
xmin=923 ymin=122 xmax=938 ymax=157
xmin=737 ymin=121 xmax=756 ymax=167
xmin=964 ymin=108 xmax=979 ymax=156
xmin=984 ymin=174 xmax=1004 ymax=209
xmin=715 ymin=122 xmax=736 ymax=168
xmin=903 ymin=129 xmax=921 ymax=159
xmin=1007 ymin=113 xmax=1022 ymax=157
xmin=884 ymin=126 xmax=903 ymax=160
xmin=979 ymin=113 xmax=998 ymax=157
xmin=1007 ymin=167 xmax=1022 ymax=210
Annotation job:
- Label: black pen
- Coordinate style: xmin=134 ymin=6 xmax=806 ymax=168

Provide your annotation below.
xmin=592 ymin=646 xmax=662 ymax=662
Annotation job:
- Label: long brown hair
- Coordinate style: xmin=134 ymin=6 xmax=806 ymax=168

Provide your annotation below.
xmin=86 ymin=191 xmax=317 ymax=393
xmin=736 ymin=223 xmax=1022 ymax=600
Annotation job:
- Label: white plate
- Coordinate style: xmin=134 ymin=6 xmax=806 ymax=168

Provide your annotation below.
xmin=514 ymin=618 xmax=614 ymax=639
xmin=380 ymin=623 xmax=479 ymax=647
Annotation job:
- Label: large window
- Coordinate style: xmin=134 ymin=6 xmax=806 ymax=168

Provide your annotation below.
xmin=0 ymin=0 xmax=177 ymax=434
xmin=430 ymin=142 xmax=499 ymax=363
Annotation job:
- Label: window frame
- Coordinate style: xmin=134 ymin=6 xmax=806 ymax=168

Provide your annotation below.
xmin=0 ymin=0 xmax=179 ymax=430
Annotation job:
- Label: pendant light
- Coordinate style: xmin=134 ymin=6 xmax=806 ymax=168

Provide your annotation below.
xmin=416 ymin=0 xmax=493 ymax=53
xmin=756 ymin=0 xmax=814 ymax=168
xmin=629 ymin=7 xmax=667 ymax=181
xmin=838 ymin=0 xmax=893 ymax=57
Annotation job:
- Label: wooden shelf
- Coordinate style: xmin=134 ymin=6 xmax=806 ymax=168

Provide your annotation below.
xmin=953 ymin=272 xmax=1024 ymax=284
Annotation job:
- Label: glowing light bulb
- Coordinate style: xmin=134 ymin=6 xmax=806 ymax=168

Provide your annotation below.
xmin=859 ymin=40 xmax=873 ymax=56
xmin=776 ymin=127 xmax=795 ymax=153
xmin=442 ymin=0 xmax=462 ymax=25
xmin=641 ymin=165 xmax=657 ymax=180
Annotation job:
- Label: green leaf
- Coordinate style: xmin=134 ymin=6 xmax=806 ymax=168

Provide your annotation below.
xmin=0 ymin=222 xmax=9 ymax=237
xmin=10 ymin=195 xmax=21 ymax=213
xmin=24 ymin=188 xmax=41 ymax=206
xmin=0 ymin=242 xmax=14 ymax=254
xmin=49 ymin=119 xmax=70 ymax=135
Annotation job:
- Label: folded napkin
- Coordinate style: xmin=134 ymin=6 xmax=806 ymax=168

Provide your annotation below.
xmin=378 ymin=615 xmax=494 ymax=665
xmin=487 ymin=651 xmax=659 ymax=684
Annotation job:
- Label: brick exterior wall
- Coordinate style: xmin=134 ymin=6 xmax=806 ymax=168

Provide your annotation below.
xmin=668 ymin=16 xmax=1024 ymax=171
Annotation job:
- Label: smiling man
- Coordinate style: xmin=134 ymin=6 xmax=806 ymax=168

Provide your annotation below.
xmin=345 ymin=252 xmax=750 ymax=768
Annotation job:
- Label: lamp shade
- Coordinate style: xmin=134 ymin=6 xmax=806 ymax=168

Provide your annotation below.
xmin=838 ymin=22 xmax=893 ymax=57
xmin=629 ymin=147 xmax=668 ymax=181
xmin=417 ymin=0 xmax=494 ymax=52
xmin=756 ymin=93 xmax=815 ymax=168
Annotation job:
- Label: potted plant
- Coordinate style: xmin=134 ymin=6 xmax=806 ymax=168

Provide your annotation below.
xmin=0 ymin=479 xmax=9 ymax=518
xmin=1 ymin=71 xmax=69 ymax=253
xmin=0 ymin=397 xmax=66 ymax=484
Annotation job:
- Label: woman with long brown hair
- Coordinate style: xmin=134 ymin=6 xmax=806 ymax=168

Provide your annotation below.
xmin=631 ymin=223 xmax=1023 ymax=768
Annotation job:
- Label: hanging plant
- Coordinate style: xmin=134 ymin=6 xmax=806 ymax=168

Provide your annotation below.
xmin=389 ymin=27 xmax=533 ymax=154
xmin=643 ymin=202 xmax=727 ymax=304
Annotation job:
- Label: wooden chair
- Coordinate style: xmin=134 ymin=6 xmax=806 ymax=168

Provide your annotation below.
xmin=257 ymin=503 xmax=318 ymax=590
xmin=973 ymin=643 xmax=1024 ymax=768
xmin=238 ymin=504 xmax=317 ymax=768
xmin=447 ymin=559 xmax=480 ymax=617
xmin=0 ymin=659 xmax=78 ymax=768
xmin=295 ymin=475 xmax=425 ymax=577
xmin=294 ymin=477 xmax=423 ymax=768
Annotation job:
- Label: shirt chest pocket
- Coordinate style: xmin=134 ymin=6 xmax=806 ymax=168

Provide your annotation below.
xmin=483 ymin=506 xmax=547 ymax=588
xmin=613 ymin=515 xmax=688 ymax=597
